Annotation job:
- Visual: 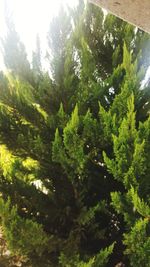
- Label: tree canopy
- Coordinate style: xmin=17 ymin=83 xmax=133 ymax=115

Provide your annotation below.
xmin=0 ymin=1 xmax=150 ymax=266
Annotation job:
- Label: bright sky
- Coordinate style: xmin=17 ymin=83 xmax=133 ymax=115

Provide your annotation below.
xmin=0 ymin=0 xmax=150 ymax=85
xmin=0 ymin=0 xmax=79 ymax=70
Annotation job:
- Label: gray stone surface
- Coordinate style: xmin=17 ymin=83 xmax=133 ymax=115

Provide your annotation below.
xmin=89 ymin=0 xmax=150 ymax=33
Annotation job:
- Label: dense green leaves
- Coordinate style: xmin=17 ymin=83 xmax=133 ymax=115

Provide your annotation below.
xmin=0 ymin=1 xmax=150 ymax=266
xmin=59 ymin=243 xmax=115 ymax=267
xmin=0 ymin=198 xmax=49 ymax=256
xmin=124 ymin=219 xmax=150 ymax=267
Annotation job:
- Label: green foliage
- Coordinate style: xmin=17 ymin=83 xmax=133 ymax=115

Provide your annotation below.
xmin=92 ymin=243 xmax=115 ymax=267
xmin=0 ymin=2 xmax=150 ymax=267
xmin=53 ymin=105 xmax=86 ymax=176
xmin=103 ymin=94 xmax=146 ymax=189
xmin=123 ymin=219 xmax=150 ymax=267
xmin=59 ymin=253 xmax=80 ymax=267
xmin=0 ymin=198 xmax=49 ymax=256
xmin=77 ymin=201 xmax=106 ymax=227
xmin=59 ymin=243 xmax=114 ymax=267
xmin=99 ymin=103 xmax=117 ymax=143
xmin=63 ymin=105 xmax=85 ymax=172
xmin=129 ymin=187 xmax=150 ymax=218
xmin=52 ymin=128 xmax=66 ymax=166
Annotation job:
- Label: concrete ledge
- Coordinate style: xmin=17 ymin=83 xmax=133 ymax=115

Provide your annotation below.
xmin=89 ymin=0 xmax=150 ymax=33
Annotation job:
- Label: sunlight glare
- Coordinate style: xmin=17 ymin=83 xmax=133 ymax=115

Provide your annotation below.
xmin=0 ymin=0 xmax=79 ymax=70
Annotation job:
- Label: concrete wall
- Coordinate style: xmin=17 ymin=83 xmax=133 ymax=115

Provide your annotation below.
xmin=89 ymin=0 xmax=150 ymax=34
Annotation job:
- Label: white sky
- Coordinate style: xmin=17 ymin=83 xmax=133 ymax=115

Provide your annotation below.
xmin=0 ymin=0 xmax=150 ymax=85
xmin=0 ymin=0 xmax=79 ymax=70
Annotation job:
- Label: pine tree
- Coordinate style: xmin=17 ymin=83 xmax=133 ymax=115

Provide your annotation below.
xmin=0 ymin=2 xmax=149 ymax=266
xmin=103 ymin=64 xmax=150 ymax=266
xmin=1 ymin=17 xmax=32 ymax=84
